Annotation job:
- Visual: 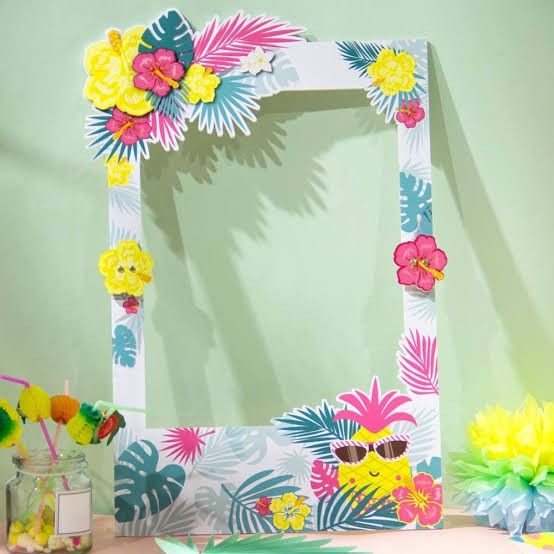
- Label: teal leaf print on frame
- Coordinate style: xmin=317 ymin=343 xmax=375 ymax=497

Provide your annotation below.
xmin=139 ymin=9 xmax=194 ymax=67
xmin=190 ymin=74 xmax=260 ymax=138
xmin=336 ymin=41 xmax=383 ymax=76
xmin=112 ymin=324 xmax=137 ymax=368
xmin=274 ymin=401 xmax=359 ymax=465
xmin=315 ymin=484 xmax=403 ymax=531
xmin=115 ymin=440 xmax=186 ymax=522
xmin=400 ymin=171 xmax=432 ymax=235
xmin=222 ymin=469 xmax=300 ymax=533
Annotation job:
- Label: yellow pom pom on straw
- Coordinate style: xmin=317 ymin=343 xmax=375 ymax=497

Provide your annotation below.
xmin=19 ymin=385 xmax=51 ymax=422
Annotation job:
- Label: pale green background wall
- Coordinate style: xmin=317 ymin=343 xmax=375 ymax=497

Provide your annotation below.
xmin=0 ymin=0 xmax=553 ymax=514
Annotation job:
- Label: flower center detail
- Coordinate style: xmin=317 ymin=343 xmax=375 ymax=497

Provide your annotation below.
xmin=409 ymin=490 xmax=430 ymax=510
xmin=152 ymin=68 xmax=180 ymax=89
xmin=107 ymin=29 xmax=131 ymax=73
xmin=112 ymin=121 xmax=134 ymax=140
xmin=416 ymin=259 xmax=444 ymax=280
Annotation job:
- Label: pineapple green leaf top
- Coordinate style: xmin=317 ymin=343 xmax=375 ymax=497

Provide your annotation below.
xmin=155 ymin=533 xmax=371 ymax=553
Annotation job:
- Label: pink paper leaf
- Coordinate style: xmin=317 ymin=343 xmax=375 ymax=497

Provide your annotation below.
xmin=192 ymin=12 xmax=305 ymax=73
xmin=148 ymin=111 xmax=187 ymax=152
xmin=397 ymin=329 xmax=439 ymax=395
xmin=310 ymin=459 xmax=339 ymax=500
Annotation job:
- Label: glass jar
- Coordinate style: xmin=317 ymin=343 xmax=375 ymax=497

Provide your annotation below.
xmin=6 ymin=450 xmax=92 ymax=553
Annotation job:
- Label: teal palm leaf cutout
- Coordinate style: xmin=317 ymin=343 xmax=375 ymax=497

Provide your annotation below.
xmin=156 ymin=533 xmax=369 ymax=553
xmin=140 ymin=9 xmax=194 ymax=67
xmin=336 ymin=41 xmax=383 ymax=76
xmin=222 ymin=469 xmax=299 ymax=533
xmin=190 ymin=74 xmax=260 ymax=138
xmin=316 ymin=484 xmax=403 ymax=531
xmin=86 ymin=109 xmax=150 ymax=162
xmin=112 ymin=324 xmax=136 ymax=368
xmin=274 ymin=401 xmax=359 ymax=465
xmin=115 ymin=440 xmax=186 ymax=522
xmin=400 ymin=172 xmax=432 ymax=234
xmin=147 ymin=87 xmax=189 ymax=121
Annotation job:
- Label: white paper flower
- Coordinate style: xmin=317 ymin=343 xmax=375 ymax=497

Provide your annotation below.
xmin=239 ymin=47 xmax=274 ymax=75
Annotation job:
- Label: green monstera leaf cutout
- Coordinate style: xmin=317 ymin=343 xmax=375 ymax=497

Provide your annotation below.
xmin=115 ymin=440 xmax=186 ymax=522
xmin=139 ymin=9 xmax=194 ymax=67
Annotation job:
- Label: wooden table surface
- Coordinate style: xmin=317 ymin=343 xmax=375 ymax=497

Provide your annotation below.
xmin=1 ymin=511 xmax=540 ymax=553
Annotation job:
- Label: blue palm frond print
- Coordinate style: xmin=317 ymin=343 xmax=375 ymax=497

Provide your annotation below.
xmin=190 ymin=74 xmax=260 ymax=138
xmin=86 ymin=109 xmax=150 ymax=162
xmin=336 ymin=41 xmax=384 ymax=76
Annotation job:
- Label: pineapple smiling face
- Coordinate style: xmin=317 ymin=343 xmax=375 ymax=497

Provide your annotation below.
xmin=333 ymin=378 xmax=416 ymax=500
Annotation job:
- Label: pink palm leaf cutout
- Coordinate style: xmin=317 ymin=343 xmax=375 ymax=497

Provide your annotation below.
xmin=161 ymin=427 xmax=215 ymax=464
xmin=310 ymin=459 xmax=339 ymax=500
xmin=148 ymin=112 xmax=187 ymax=152
xmin=192 ymin=12 xmax=305 ymax=73
xmin=397 ymin=329 xmax=439 ymax=395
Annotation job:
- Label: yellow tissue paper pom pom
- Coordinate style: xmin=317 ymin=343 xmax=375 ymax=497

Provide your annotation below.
xmin=468 ymin=395 xmax=554 ymax=468
xmin=19 ymin=386 xmax=50 ymax=422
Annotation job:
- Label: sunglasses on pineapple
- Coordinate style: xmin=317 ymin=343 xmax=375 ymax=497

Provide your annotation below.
xmin=330 ymin=434 xmax=410 ymax=465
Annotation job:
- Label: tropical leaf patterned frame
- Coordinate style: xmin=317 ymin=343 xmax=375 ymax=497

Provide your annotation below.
xmin=84 ymin=8 xmax=442 ymax=536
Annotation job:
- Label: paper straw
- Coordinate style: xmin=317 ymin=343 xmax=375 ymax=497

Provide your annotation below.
xmin=0 ymin=375 xmax=30 ymax=387
xmin=93 ymin=400 xmax=146 ymax=413
xmin=0 ymin=374 xmax=69 ymax=489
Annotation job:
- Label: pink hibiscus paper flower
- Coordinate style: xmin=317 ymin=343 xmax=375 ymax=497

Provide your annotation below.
xmin=392 ymin=472 xmax=442 ymax=527
xmin=132 ymin=48 xmax=185 ymax=97
xmin=393 ymin=234 xmax=447 ymax=292
xmin=105 ymin=108 xmax=151 ymax=145
xmin=396 ymin=99 xmax=425 ymax=128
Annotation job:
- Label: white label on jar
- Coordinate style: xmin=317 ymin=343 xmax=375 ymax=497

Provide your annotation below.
xmin=55 ymin=488 xmax=92 ymax=536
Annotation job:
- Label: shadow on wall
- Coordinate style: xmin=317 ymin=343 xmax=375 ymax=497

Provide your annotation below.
xmin=142 ymin=89 xmax=389 ymax=426
xmin=428 ymin=47 xmax=553 ymax=401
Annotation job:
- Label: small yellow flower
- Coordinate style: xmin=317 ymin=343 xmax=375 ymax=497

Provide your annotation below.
xmin=106 ymin=156 xmax=133 ymax=187
xmin=367 ymin=48 xmax=416 ymax=96
xmin=98 ymin=240 xmax=154 ymax=296
xmin=269 ymin=492 xmax=310 ymax=531
xmin=184 ymin=63 xmax=220 ymax=104
xmin=0 ymin=399 xmax=22 ymax=448
xmin=19 ymin=386 xmax=51 ymax=422
xmin=84 ymin=27 xmax=153 ymax=116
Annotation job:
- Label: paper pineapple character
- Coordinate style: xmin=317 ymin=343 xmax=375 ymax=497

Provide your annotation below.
xmin=311 ymin=377 xmax=416 ymax=502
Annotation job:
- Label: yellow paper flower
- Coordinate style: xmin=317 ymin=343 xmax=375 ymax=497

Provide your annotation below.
xmin=106 ymin=156 xmax=133 ymax=187
xmin=19 ymin=385 xmax=51 ymax=422
xmin=0 ymin=399 xmax=22 ymax=448
xmin=367 ymin=48 xmax=416 ymax=96
xmin=184 ymin=63 xmax=220 ymax=104
xmin=84 ymin=27 xmax=153 ymax=116
xmin=468 ymin=395 xmax=554 ymax=467
xmin=269 ymin=492 xmax=310 ymax=531
xmin=98 ymin=240 xmax=154 ymax=296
